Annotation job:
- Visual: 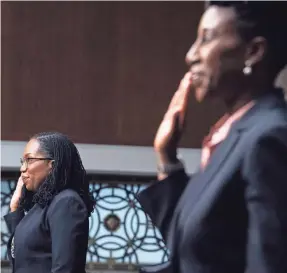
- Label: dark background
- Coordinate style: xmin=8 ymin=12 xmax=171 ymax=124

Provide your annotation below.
xmin=1 ymin=1 xmax=225 ymax=148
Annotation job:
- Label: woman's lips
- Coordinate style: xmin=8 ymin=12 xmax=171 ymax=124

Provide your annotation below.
xmin=22 ymin=177 xmax=29 ymax=185
xmin=191 ymin=72 xmax=203 ymax=86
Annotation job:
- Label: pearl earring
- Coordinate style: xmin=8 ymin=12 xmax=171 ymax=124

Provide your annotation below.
xmin=243 ymin=62 xmax=252 ymax=75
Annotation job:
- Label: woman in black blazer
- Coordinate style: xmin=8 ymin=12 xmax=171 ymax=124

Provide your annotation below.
xmin=4 ymin=132 xmax=95 ymax=273
xmin=138 ymin=2 xmax=287 ymax=273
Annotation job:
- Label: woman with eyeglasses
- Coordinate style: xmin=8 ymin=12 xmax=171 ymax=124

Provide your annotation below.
xmin=4 ymin=132 xmax=95 ymax=273
xmin=138 ymin=2 xmax=287 ymax=273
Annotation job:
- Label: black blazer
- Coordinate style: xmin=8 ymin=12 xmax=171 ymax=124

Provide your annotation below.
xmin=138 ymin=90 xmax=287 ymax=273
xmin=4 ymin=189 xmax=89 ymax=273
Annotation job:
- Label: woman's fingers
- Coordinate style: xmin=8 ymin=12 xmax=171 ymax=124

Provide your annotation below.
xmin=166 ymin=73 xmax=192 ymax=127
xmin=154 ymin=72 xmax=193 ymax=164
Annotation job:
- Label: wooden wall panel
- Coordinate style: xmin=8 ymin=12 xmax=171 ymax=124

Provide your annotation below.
xmin=1 ymin=1 xmax=225 ymax=148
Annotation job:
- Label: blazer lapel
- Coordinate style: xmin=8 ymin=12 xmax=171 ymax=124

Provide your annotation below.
xmin=166 ymin=127 xmax=240 ymax=259
xmin=184 ymin=128 xmax=241 ymax=213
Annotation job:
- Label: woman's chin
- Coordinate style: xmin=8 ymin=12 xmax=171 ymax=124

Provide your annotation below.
xmin=24 ymin=183 xmax=33 ymax=191
xmin=194 ymin=87 xmax=208 ymax=102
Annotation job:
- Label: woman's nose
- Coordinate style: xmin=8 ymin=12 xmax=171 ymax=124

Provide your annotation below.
xmin=20 ymin=161 xmax=28 ymax=172
xmin=185 ymin=42 xmax=200 ymax=67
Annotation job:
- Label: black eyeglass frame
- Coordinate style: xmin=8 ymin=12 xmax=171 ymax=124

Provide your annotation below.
xmin=20 ymin=157 xmax=53 ymax=166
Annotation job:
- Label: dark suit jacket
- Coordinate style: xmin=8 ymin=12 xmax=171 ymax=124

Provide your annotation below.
xmin=4 ymin=189 xmax=89 ymax=273
xmin=138 ymin=90 xmax=287 ymax=273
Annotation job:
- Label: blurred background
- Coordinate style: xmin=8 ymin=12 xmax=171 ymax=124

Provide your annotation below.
xmin=1 ymin=1 xmax=286 ymax=272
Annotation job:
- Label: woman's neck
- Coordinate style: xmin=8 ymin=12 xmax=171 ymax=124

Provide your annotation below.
xmin=224 ymin=94 xmax=253 ymax=115
xmin=224 ymin=83 xmax=274 ymax=114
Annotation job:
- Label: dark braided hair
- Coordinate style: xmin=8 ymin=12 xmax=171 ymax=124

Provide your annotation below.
xmin=206 ymin=1 xmax=287 ymax=77
xmin=19 ymin=132 xmax=95 ymax=215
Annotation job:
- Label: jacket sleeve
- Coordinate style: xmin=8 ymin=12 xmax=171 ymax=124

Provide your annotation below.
xmin=137 ymin=170 xmax=190 ymax=241
xmin=3 ymin=209 xmax=25 ymax=265
xmin=47 ymin=195 xmax=89 ymax=273
xmin=243 ymin=127 xmax=287 ymax=273
xmin=3 ymin=209 xmax=25 ymax=234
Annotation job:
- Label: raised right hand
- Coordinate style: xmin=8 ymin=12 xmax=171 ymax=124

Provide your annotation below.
xmin=10 ymin=177 xmax=24 ymax=212
xmin=154 ymin=72 xmax=193 ymax=165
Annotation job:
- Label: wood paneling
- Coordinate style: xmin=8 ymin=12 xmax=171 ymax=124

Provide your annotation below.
xmin=1 ymin=1 xmax=225 ymax=148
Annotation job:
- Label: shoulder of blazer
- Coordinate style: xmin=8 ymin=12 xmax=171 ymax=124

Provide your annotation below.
xmin=48 ymin=189 xmax=86 ymax=212
xmin=232 ymin=91 xmax=287 ymax=135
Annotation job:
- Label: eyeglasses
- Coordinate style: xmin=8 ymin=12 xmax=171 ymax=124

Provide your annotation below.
xmin=20 ymin=157 xmax=53 ymax=168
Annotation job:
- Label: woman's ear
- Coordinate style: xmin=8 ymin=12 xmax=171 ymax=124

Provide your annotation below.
xmin=48 ymin=160 xmax=55 ymax=170
xmin=245 ymin=36 xmax=267 ymax=67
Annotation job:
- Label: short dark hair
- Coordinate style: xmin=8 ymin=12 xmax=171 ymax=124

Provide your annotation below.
xmin=206 ymin=1 xmax=287 ymax=75
xmin=19 ymin=132 xmax=95 ymax=215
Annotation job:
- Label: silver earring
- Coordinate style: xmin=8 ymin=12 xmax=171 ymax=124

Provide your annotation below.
xmin=243 ymin=62 xmax=252 ymax=75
